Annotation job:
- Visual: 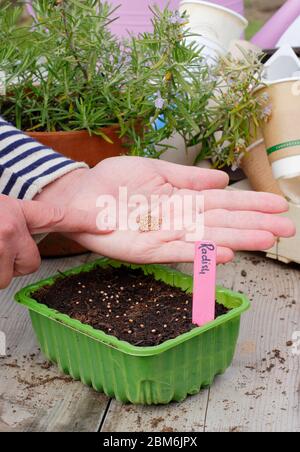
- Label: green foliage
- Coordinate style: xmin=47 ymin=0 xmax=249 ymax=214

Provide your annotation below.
xmin=0 ymin=1 xmax=268 ymax=168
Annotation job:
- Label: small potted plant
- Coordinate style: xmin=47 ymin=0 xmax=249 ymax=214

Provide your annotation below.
xmin=15 ymin=258 xmax=250 ymax=405
xmin=0 ymin=1 xmax=215 ymax=255
xmin=0 ymin=1 xmax=275 ymax=254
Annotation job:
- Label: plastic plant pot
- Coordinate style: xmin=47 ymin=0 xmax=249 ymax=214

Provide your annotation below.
xmin=15 ymin=258 xmax=250 ymax=405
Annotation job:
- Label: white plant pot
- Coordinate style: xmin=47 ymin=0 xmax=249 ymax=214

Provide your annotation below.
xmin=179 ymin=0 xmax=248 ymax=50
xmin=184 ymin=35 xmax=226 ymax=66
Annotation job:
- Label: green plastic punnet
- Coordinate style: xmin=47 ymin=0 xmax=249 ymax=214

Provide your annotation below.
xmin=15 ymin=258 xmax=250 ymax=405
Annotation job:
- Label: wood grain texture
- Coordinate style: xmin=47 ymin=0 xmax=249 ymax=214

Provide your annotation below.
xmin=0 ymin=254 xmax=109 ymax=432
xmin=201 ymin=253 xmax=300 ymax=432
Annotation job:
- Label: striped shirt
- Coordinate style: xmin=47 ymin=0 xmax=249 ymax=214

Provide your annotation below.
xmin=0 ymin=118 xmax=87 ymax=200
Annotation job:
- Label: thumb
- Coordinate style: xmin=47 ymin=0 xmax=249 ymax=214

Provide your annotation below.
xmin=154 ymin=160 xmax=229 ymax=191
xmin=20 ymin=200 xmax=114 ymax=235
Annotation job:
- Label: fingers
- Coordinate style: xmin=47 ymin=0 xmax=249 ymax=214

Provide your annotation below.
xmin=154 ymin=160 xmax=229 ymax=191
xmin=205 ymin=209 xmax=296 ymax=238
xmin=21 ymin=200 xmax=113 ymax=235
xmin=0 ymin=244 xmax=15 ymax=289
xmin=204 ymin=227 xmax=276 ymax=251
xmin=13 ymin=237 xmax=41 ymax=277
xmin=202 ymin=190 xmax=289 ymax=213
xmin=150 ymin=240 xmax=234 ymax=264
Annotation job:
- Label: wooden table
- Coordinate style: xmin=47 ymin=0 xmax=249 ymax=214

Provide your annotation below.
xmin=0 ymin=252 xmax=299 ymax=432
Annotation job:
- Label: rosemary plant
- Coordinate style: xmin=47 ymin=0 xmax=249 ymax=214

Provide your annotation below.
xmin=0 ymin=0 xmax=269 ymax=168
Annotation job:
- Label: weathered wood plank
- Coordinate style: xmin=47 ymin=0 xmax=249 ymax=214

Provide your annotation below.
xmin=204 ymin=253 xmax=300 ymax=432
xmin=0 ymin=254 xmax=109 ymax=432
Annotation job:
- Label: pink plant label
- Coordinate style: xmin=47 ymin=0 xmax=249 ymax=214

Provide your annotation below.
xmin=193 ymin=241 xmax=217 ymax=327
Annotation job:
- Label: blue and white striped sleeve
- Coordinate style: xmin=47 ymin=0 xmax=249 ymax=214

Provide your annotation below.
xmin=0 ymin=118 xmax=88 ymax=200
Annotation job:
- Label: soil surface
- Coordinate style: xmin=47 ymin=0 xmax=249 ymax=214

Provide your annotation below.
xmin=33 ymin=266 xmax=229 ymax=347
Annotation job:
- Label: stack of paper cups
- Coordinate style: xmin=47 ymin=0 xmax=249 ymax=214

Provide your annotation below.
xmin=179 ymin=0 xmax=248 ymax=50
xmin=241 ymin=136 xmax=283 ymax=196
xmin=184 ymin=35 xmax=226 ymax=65
xmin=258 ymin=79 xmax=300 ymax=204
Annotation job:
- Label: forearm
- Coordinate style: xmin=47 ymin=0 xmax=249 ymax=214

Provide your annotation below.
xmin=0 ymin=117 xmax=88 ymax=200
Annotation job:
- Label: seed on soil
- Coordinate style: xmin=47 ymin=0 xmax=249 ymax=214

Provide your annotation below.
xmin=78 ymin=291 xmax=82 ymax=294
xmin=127 ymin=330 xmax=132 ymax=334
xmin=34 ymin=266 xmax=229 ymax=347
xmin=82 ymin=285 xmax=86 ymax=289
xmin=176 ymin=307 xmax=181 ymax=311
xmin=151 ymin=329 xmax=156 ymax=333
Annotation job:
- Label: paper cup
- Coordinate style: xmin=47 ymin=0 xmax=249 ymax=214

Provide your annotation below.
xmin=241 ymin=139 xmax=283 ymax=195
xmin=258 ymin=78 xmax=300 ymax=202
xmin=184 ymin=35 xmax=227 ymax=65
xmin=228 ymin=39 xmax=261 ymax=59
xmin=179 ymin=0 xmax=248 ymax=50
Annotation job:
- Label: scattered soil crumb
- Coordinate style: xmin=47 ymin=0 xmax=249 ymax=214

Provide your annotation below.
xmin=150 ymin=417 xmax=164 ymax=429
xmin=17 ymin=375 xmax=73 ymax=389
xmin=40 ymin=361 xmax=53 ymax=370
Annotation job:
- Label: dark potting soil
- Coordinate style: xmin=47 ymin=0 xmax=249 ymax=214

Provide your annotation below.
xmin=33 ymin=266 xmax=229 ymax=347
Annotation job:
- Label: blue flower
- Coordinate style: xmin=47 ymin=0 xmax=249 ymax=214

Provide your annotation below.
xmin=170 ymin=11 xmax=186 ymax=25
xmin=154 ymin=92 xmax=165 ymax=110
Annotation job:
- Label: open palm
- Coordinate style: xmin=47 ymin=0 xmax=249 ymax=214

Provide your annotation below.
xmin=37 ymin=156 xmax=295 ymax=264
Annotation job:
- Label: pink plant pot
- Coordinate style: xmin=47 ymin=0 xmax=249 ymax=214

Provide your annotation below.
xmin=108 ymin=0 xmax=244 ymax=38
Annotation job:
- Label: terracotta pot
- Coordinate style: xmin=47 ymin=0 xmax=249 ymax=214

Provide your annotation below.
xmin=27 ymin=127 xmax=127 ymax=257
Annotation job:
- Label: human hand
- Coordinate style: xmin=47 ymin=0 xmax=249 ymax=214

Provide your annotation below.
xmin=0 ymin=194 xmax=110 ymax=289
xmin=36 ymin=157 xmax=296 ymax=264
